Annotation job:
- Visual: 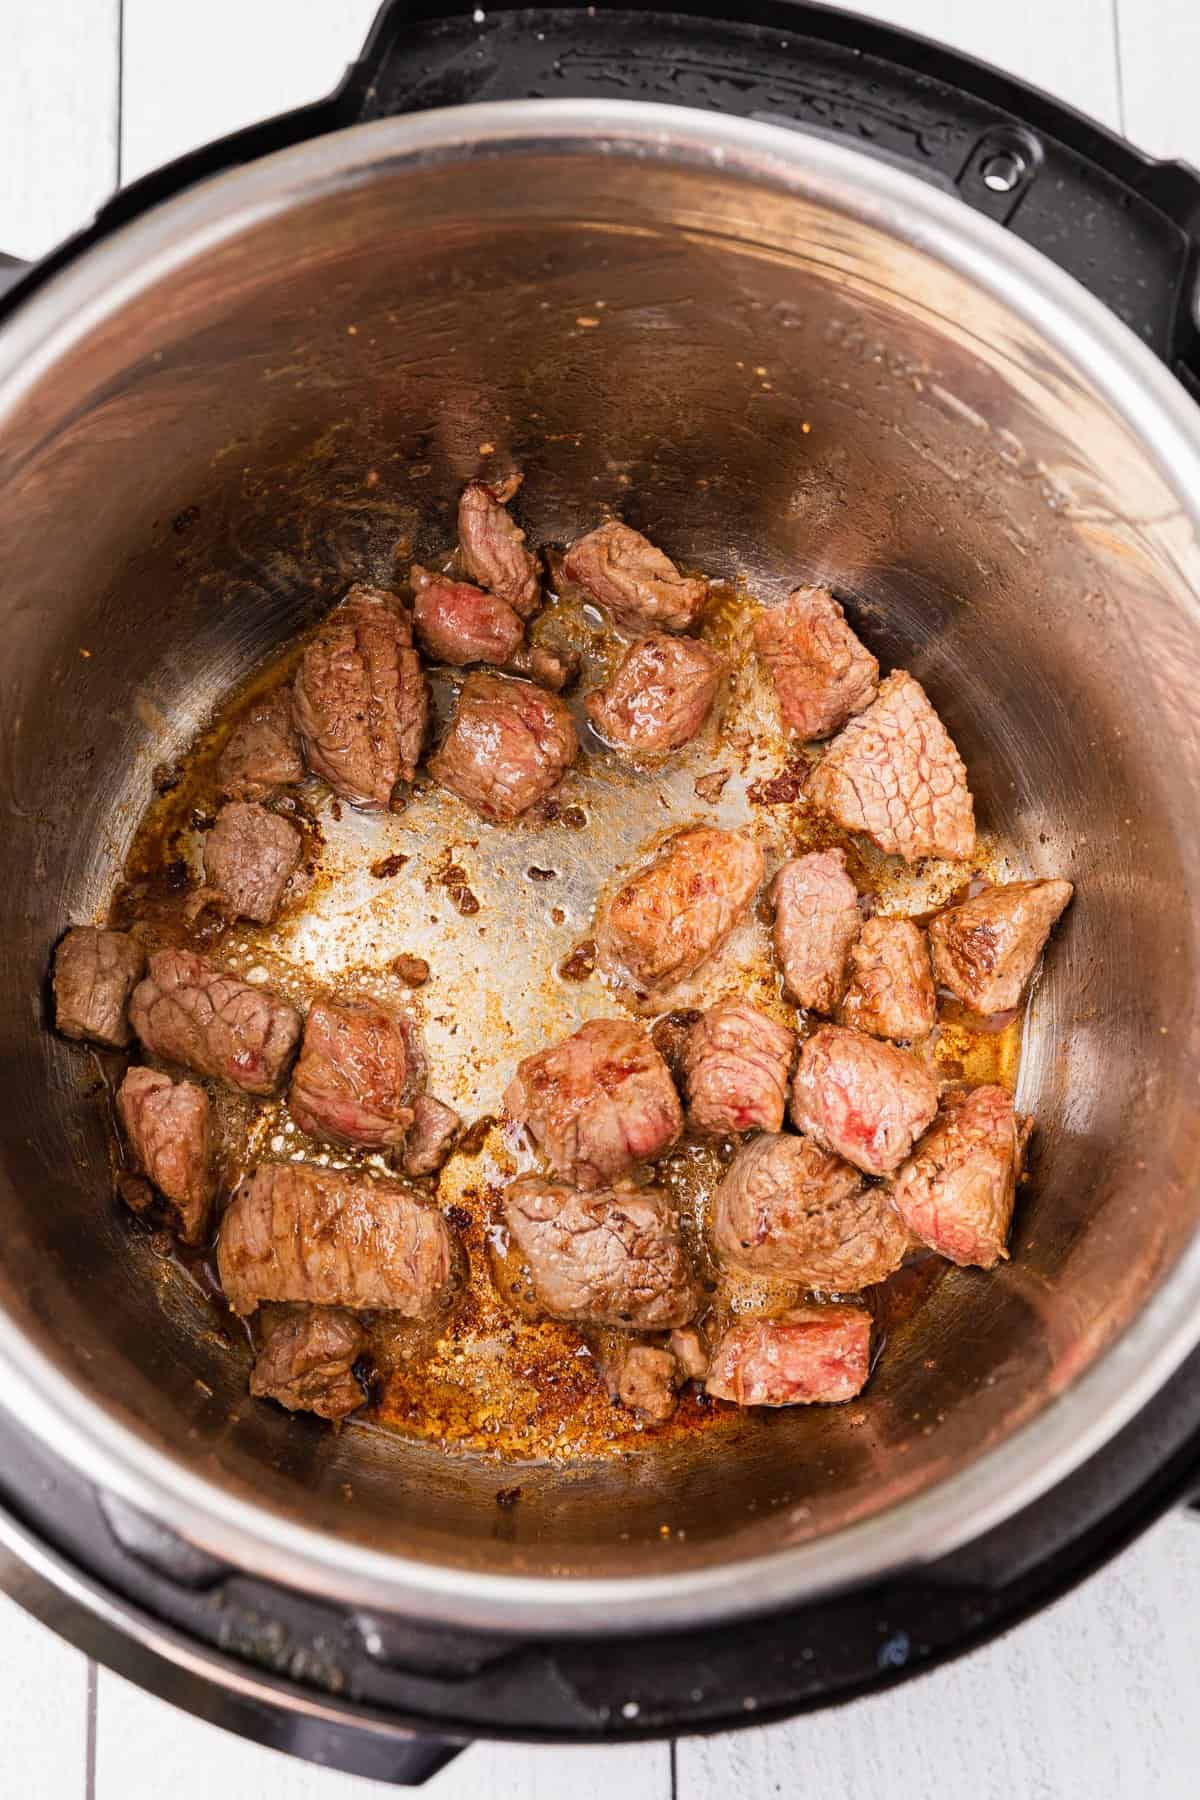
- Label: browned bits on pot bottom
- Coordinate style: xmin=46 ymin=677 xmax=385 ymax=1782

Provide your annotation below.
xmin=558 ymin=939 xmax=597 ymax=981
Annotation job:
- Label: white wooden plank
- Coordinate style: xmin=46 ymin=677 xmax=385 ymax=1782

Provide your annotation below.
xmin=850 ymin=0 xmax=1123 ymax=129
xmin=120 ymin=0 xmax=380 ymax=185
xmin=0 ymin=1592 xmax=90 ymax=1791
xmin=678 ymin=1512 xmax=1200 ymax=1799
xmin=1117 ymin=0 xmax=1200 ymax=159
xmin=0 ymin=0 xmax=119 ymax=259
xmin=96 ymin=1664 xmax=671 ymax=1800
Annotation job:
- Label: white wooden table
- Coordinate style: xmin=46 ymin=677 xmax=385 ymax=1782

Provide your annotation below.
xmin=3 ymin=2 xmax=1199 ymax=1793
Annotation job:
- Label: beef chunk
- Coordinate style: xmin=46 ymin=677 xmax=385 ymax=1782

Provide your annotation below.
xmin=53 ymin=926 xmax=145 ymax=1048
xmin=839 ymin=916 xmax=936 ymax=1042
xmin=219 ymin=1162 xmax=453 ymax=1317
xmin=429 ymin=672 xmax=578 ymax=821
xmin=614 ymin=1343 xmax=679 ymax=1421
xmin=806 ymin=671 xmax=975 ymax=863
xmin=293 ymin=584 xmax=429 ymax=809
xmin=585 ymin=633 xmax=722 ymax=755
xmin=752 ymin=586 xmax=879 ymax=740
xmin=130 ymin=950 xmax=301 ymax=1095
xmin=891 ymin=1084 xmax=1022 ymax=1268
xmin=790 ymin=1024 xmax=939 ymax=1176
xmin=504 ymin=1018 xmax=682 ymax=1188
xmin=705 ymin=1304 xmax=872 ymax=1406
xmin=202 ymin=801 xmax=302 ymax=924
xmin=712 ymin=1131 xmax=909 ymax=1288
xmin=250 ymin=1308 xmax=368 ymax=1420
xmin=771 ymin=849 xmax=861 ymax=1014
xmin=509 ymin=640 xmax=580 ymax=693
xmin=217 ymin=689 xmax=304 ymax=801
xmin=598 ymin=827 xmax=764 ymax=993
xmin=668 ymin=1325 xmax=709 ymax=1381
xmin=411 ymin=565 xmax=524 ymax=667
xmin=503 ymin=1175 xmax=700 ymax=1328
xmin=929 ymin=879 xmax=1074 ymax=1013
xmin=457 ymin=474 xmax=542 ymax=618
xmin=402 ymin=1094 xmax=461 ymax=1177
xmin=681 ymin=1002 xmax=795 ymax=1135
xmin=289 ymin=998 xmax=422 ymax=1149
xmin=116 ymin=1065 xmax=215 ymax=1244
xmin=563 ymin=520 xmax=707 ymax=632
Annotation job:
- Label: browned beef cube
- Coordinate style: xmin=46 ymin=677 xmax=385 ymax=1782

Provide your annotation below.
xmin=597 ymin=827 xmax=764 ymax=994
xmin=402 ymin=1094 xmax=461 ymax=1177
xmin=202 ymin=801 xmax=302 ymax=925
xmin=53 ymin=926 xmax=145 ymax=1048
xmin=790 ymin=1024 xmax=939 ymax=1177
xmin=250 ymin=1308 xmax=368 ymax=1421
xmin=218 ymin=1162 xmax=453 ymax=1317
xmin=585 ymin=633 xmax=722 ymax=755
xmin=771 ymin=849 xmax=861 ymax=1013
xmin=680 ymin=1002 xmax=795 ymax=1135
xmin=130 ymin=949 xmax=302 ymax=1096
xmin=929 ymin=879 xmax=1074 ymax=1014
xmin=116 ymin=1065 xmax=216 ymax=1244
xmin=508 ymin=640 xmax=579 ymax=693
xmin=411 ymin=565 xmax=525 ymax=667
xmin=839 ymin=916 xmax=936 ymax=1042
xmin=216 ymin=689 xmax=304 ymax=802
xmin=504 ymin=1018 xmax=682 ymax=1188
xmin=289 ymin=998 xmax=422 ymax=1150
xmin=503 ymin=1175 xmax=700 ymax=1329
xmin=429 ymin=671 xmax=577 ymax=821
xmin=668 ymin=1325 xmax=709 ymax=1381
xmin=457 ymin=474 xmax=542 ymax=618
xmin=600 ymin=1339 xmax=679 ymax=1422
xmin=752 ymin=586 xmax=878 ymax=740
xmin=563 ymin=520 xmax=707 ymax=633
xmin=293 ymin=584 xmax=429 ymax=809
xmin=806 ymin=671 xmax=975 ymax=863
xmin=891 ymin=1084 xmax=1023 ymax=1268
xmin=711 ymin=1130 xmax=909 ymax=1288
xmin=705 ymin=1304 xmax=872 ymax=1406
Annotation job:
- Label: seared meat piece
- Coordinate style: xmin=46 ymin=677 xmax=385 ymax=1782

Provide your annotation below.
xmin=217 ymin=689 xmax=304 ymax=802
xmin=892 ymin=1084 xmax=1022 ymax=1268
xmin=509 ymin=640 xmax=579 ymax=693
xmin=402 ymin=1094 xmax=461 ymax=1177
xmin=563 ymin=519 xmax=707 ymax=633
xmin=668 ymin=1325 xmax=709 ymax=1381
xmin=680 ymin=1002 xmax=795 ymax=1135
xmin=53 ymin=926 xmax=145 ymax=1048
xmin=614 ymin=1343 xmax=679 ymax=1421
xmin=839 ymin=916 xmax=936 ymax=1043
xmin=753 ymin=586 xmax=878 ymax=740
xmin=250 ymin=1308 xmax=368 ymax=1421
xmin=929 ymin=879 xmax=1074 ymax=1014
xmin=130 ymin=950 xmax=301 ymax=1095
xmin=585 ymin=633 xmax=722 ymax=755
xmin=293 ymin=584 xmax=429 ymax=809
xmin=503 ymin=1175 xmax=700 ymax=1329
xmin=806 ymin=671 xmax=975 ymax=863
xmin=219 ymin=1162 xmax=453 ymax=1317
xmin=706 ymin=1304 xmax=872 ymax=1406
xmin=289 ymin=999 xmax=421 ymax=1150
xmin=429 ymin=672 xmax=578 ymax=821
xmin=116 ymin=1066 xmax=215 ymax=1244
xmin=790 ymin=1024 xmax=939 ymax=1177
xmin=411 ymin=565 xmax=524 ymax=668
xmin=504 ymin=1018 xmax=682 ymax=1188
xmin=771 ymin=849 xmax=861 ymax=1014
xmin=457 ymin=474 xmax=542 ymax=618
xmin=711 ymin=1131 xmax=909 ymax=1289
xmin=598 ymin=827 xmax=764 ymax=994
xmin=202 ymin=801 xmax=302 ymax=925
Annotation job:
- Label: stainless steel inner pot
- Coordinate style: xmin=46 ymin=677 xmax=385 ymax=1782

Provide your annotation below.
xmin=2 ymin=100 xmax=1200 ymax=1635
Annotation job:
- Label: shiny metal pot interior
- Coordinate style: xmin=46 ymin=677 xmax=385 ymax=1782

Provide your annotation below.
xmin=2 ymin=100 xmax=1200 ymax=1634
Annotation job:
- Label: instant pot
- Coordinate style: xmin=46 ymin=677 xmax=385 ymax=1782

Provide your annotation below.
xmin=3 ymin=1 xmax=1200 ymax=1784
